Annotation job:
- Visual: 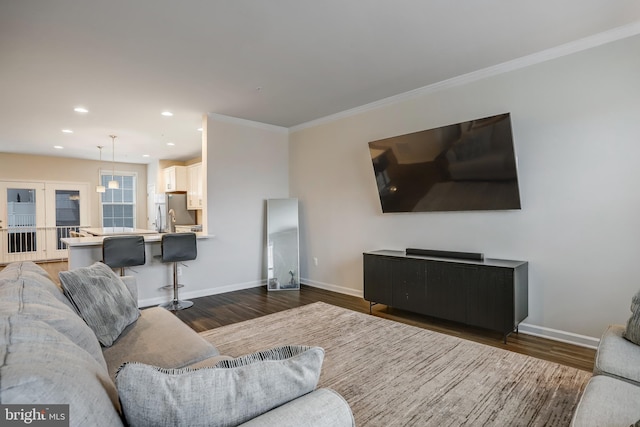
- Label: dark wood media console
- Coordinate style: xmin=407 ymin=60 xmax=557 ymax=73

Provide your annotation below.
xmin=363 ymin=250 xmax=528 ymax=343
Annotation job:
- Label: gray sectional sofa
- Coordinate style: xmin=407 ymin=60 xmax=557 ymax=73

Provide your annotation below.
xmin=571 ymin=324 xmax=640 ymax=426
xmin=0 ymin=261 xmax=354 ymax=427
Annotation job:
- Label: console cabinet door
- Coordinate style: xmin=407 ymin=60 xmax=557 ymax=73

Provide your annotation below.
xmin=363 ymin=254 xmax=393 ymax=305
xmin=425 ymin=262 xmax=475 ymax=323
xmin=466 ymin=267 xmax=513 ymax=332
xmin=391 ymin=259 xmax=427 ymax=313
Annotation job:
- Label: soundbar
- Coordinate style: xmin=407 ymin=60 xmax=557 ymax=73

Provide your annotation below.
xmin=405 ymin=248 xmax=484 ymax=261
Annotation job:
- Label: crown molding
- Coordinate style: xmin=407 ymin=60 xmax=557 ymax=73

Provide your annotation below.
xmin=207 ymin=113 xmax=289 ymax=134
xmin=290 ymin=21 xmax=640 ymax=133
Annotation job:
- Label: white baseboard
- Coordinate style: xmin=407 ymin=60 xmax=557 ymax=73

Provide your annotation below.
xmin=138 ymin=280 xmax=265 ymax=308
xmin=302 ymin=278 xmax=364 ymax=298
xmin=517 ymin=323 xmax=600 ymax=350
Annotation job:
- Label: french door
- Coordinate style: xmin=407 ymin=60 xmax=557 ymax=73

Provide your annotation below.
xmin=0 ymin=181 xmax=89 ymax=264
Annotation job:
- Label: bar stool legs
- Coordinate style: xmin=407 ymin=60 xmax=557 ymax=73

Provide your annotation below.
xmin=159 ymin=262 xmax=193 ymax=311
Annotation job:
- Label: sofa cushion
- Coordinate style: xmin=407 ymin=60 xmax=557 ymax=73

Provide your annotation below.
xmin=0 ymin=315 xmax=123 ymax=427
xmin=624 ymin=288 xmax=640 ymax=345
xmin=570 ymin=375 xmax=640 ymax=427
xmin=594 ymin=324 xmax=640 ymax=385
xmin=0 ymin=297 xmax=107 ymax=371
xmin=0 ymin=264 xmax=107 ymax=370
xmin=115 ymin=345 xmax=324 ymax=427
xmin=102 ymin=306 xmax=220 ymax=380
xmin=0 ymin=261 xmax=76 ymax=312
xmin=1 ymin=260 xmax=54 ymax=281
xmin=59 ymin=262 xmax=140 ymax=347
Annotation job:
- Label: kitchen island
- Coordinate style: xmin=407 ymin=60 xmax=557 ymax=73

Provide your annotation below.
xmin=61 ymin=232 xmax=211 ymax=306
xmin=81 ymin=227 xmax=161 ymax=236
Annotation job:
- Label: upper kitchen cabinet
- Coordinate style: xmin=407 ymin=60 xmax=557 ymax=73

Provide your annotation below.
xmin=187 ymin=163 xmax=203 ymax=209
xmin=163 ymin=166 xmax=187 ymax=192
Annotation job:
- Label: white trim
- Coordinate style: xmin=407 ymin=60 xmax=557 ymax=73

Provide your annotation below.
xmin=302 ymin=278 xmax=364 ymax=298
xmin=207 ymin=113 xmax=289 ymax=134
xmin=290 ymin=21 xmax=640 ymax=133
xmin=518 ymin=323 xmax=600 ymax=350
xmin=138 ymin=279 xmax=264 ymax=308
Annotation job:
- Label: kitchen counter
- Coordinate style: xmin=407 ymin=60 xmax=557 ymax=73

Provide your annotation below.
xmin=61 ymin=232 xmax=209 ymax=247
xmin=61 ymin=232 xmax=211 ymax=306
xmin=81 ymin=227 xmax=161 ymax=236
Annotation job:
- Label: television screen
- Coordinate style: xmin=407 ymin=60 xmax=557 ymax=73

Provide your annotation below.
xmin=368 ymin=113 xmax=521 ymax=213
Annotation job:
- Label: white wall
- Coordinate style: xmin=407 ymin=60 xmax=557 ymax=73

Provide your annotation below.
xmin=289 ymin=34 xmax=640 ymax=341
xmin=188 ymin=114 xmax=290 ymax=292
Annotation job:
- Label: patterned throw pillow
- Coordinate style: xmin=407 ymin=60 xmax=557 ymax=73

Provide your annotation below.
xmin=116 ymin=345 xmax=324 ymax=427
xmin=59 ymin=262 xmax=140 ymax=347
xmin=624 ymin=289 xmax=640 ymax=345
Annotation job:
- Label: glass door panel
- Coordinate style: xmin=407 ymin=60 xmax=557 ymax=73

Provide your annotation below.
xmin=55 ymin=190 xmax=81 ymax=248
xmin=0 ymin=182 xmax=46 ymax=263
xmin=44 ymin=182 xmax=90 ymax=259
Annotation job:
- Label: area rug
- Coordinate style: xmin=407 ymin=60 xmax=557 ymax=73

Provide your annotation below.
xmin=199 ymin=302 xmax=590 ymax=426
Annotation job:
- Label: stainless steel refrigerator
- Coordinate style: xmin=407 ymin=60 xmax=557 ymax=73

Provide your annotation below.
xmin=153 ymin=193 xmax=196 ymax=232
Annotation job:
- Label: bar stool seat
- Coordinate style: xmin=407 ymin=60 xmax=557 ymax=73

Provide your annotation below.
xmin=159 ymin=232 xmax=197 ymax=311
xmin=102 ymin=235 xmax=146 ymax=276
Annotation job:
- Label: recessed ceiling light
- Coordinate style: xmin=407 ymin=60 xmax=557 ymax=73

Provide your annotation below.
xmin=167 ymin=142 xmax=175 ymax=146
xmin=161 ymin=111 xmax=173 ymax=117
xmin=54 ymin=145 xmax=64 ymax=149
xmin=142 ymin=154 xmax=150 ymax=158
xmin=197 ymin=127 xmax=203 ymax=132
xmin=61 ymin=129 xmax=73 ymax=134
xmin=74 ymin=107 xmax=89 ymax=113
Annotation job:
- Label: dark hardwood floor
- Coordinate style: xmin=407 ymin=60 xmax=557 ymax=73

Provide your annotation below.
xmin=171 ymin=284 xmax=596 ymax=372
xmin=32 ymin=261 xmax=596 ymax=372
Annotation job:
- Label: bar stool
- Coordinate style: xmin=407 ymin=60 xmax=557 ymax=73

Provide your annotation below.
xmin=102 ymin=235 xmax=146 ymax=276
xmin=159 ymin=233 xmax=197 ymax=311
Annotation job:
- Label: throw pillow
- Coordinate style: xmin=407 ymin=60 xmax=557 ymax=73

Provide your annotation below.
xmin=624 ymin=289 xmax=640 ymax=345
xmin=116 ymin=345 xmax=324 ymax=427
xmin=59 ymin=262 xmax=140 ymax=347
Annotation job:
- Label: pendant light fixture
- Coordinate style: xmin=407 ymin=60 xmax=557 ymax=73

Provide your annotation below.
xmin=108 ymin=135 xmax=119 ymax=189
xmin=96 ymin=145 xmax=106 ymax=193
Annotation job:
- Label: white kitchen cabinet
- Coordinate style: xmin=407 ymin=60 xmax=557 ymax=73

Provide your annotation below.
xmin=163 ymin=166 xmax=187 ymax=192
xmin=187 ymin=163 xmax=203 ymax=209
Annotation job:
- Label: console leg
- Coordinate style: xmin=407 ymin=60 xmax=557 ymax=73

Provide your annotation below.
xmin=368 ymin=301 xmax=380 ymax=314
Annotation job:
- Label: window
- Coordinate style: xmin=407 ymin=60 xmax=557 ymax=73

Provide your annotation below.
xmin=100 ymin=173 xmax=136 ymax=228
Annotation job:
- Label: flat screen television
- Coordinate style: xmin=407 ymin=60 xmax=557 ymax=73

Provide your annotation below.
xmin=368 ymin=113 xmax=521 ymax=213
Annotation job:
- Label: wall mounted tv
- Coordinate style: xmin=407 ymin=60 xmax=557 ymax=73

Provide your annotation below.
xmin=368 ymin=113 xmax=521 ymax=213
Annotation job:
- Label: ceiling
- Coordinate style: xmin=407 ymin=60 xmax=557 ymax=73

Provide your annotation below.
xmin=1 ymin=1 xmax=639 ymax=164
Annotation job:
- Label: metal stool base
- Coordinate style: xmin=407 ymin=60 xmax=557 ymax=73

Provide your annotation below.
xmin=159 ymin=284 xmax=184 ymax=290
xmin=159 ymin=299 xmax=193 ymax=311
